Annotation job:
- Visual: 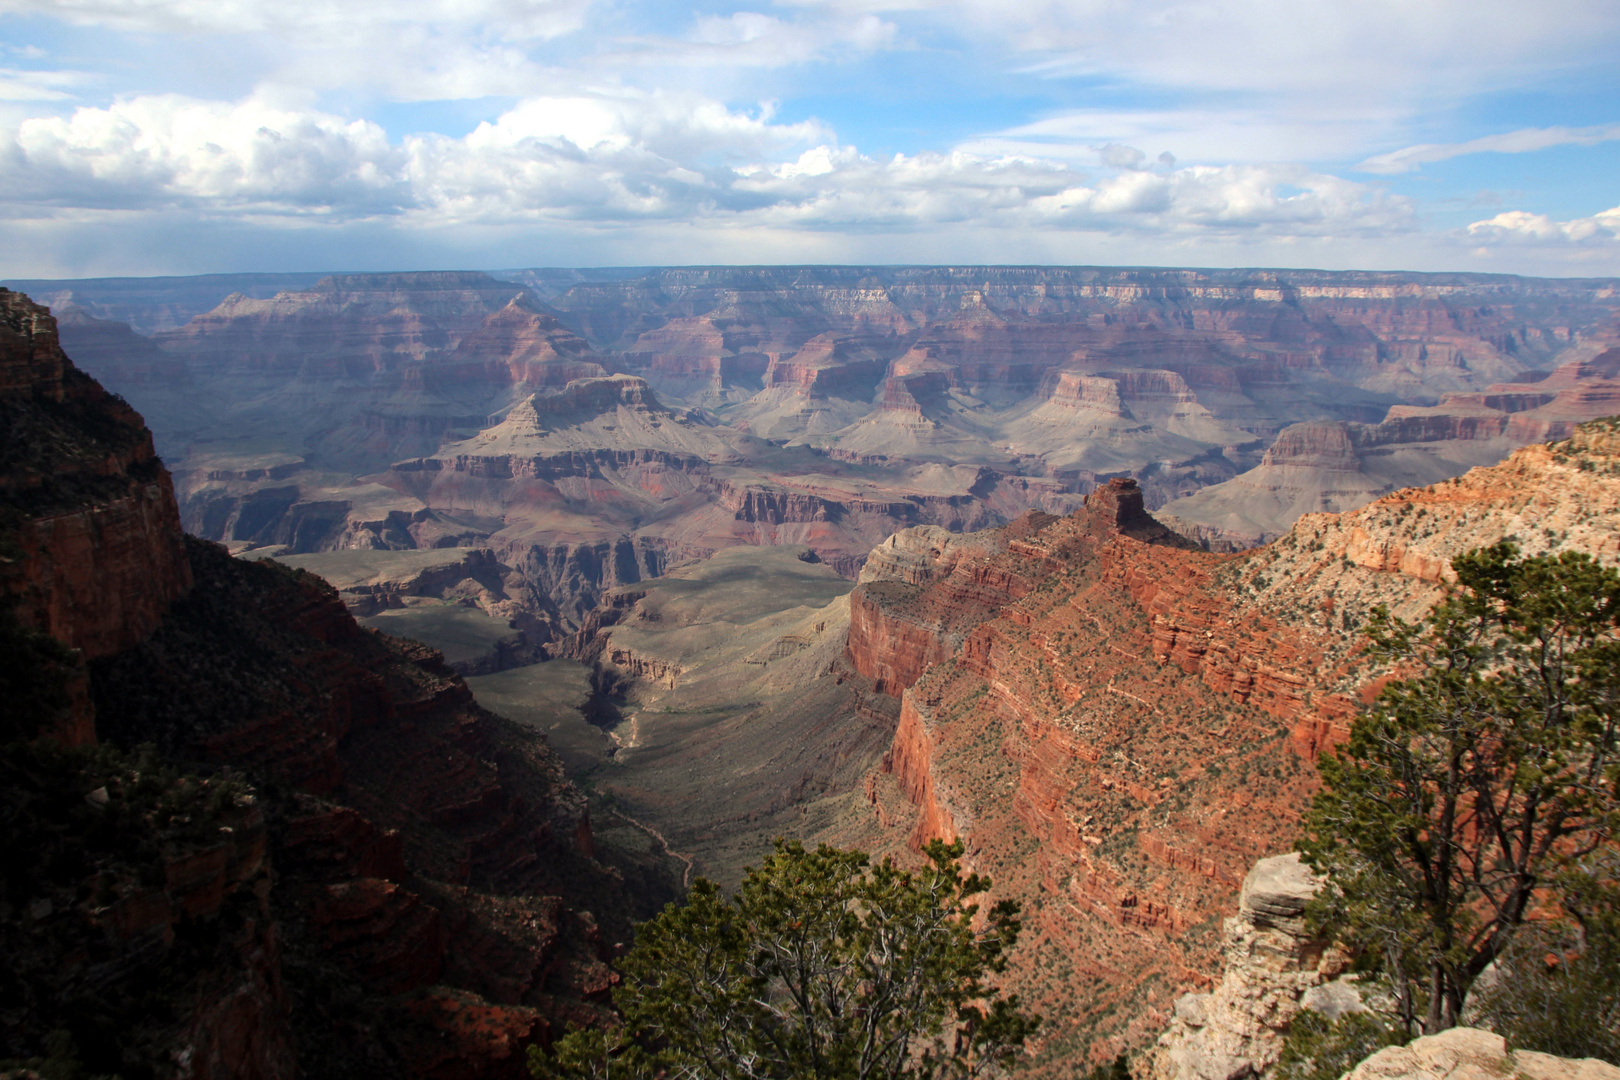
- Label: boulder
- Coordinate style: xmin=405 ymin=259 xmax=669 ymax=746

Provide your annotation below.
xmin=1346 ymin=1028 xmax=1620 ymax=1080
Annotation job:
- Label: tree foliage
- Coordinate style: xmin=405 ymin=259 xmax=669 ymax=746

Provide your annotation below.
xmin=531 ymin=838 xmax=1038 ymax=1080
xmin=1301 ymin=543 xmax=1620 ymax=1035
xmin=1469 ymin=848 xmax=1620 ymax=1062
xmin=1273 ymin=1011 xmax=1402 ymax=1080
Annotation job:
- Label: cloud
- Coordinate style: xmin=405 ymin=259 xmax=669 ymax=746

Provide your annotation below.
xmin=792 ymin=0 xmax=1620 ymax=100
xmin=1094 ymin=144 xmax=1148 ymax=171
xmin=4 ymin=0 xmax=593 ymax=40
xmin=1358 ymin=124 xmax=1620 ymax=174
xmin=1467 ymin=205 xmax=1620 ymax=245
xmin=3 ymin=0 xmax=598 ymax=101
xmin=0 ymin=67 xmax=88 ymax=101
xmin=0 ymin=89 xmax=1418 ymax=245
xmin=789 ymin=0 xmax=1620 ymax=171
xmin=966 ymin=105 xmax=1412 ymax=168
xmin=5 ymin=95 xmax=406 ymax=212
xmin=602 ymin=10 xmax=898 ymax=69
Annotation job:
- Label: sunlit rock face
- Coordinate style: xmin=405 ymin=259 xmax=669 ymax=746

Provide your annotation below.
xmin=1344 ymin=1028 xmax=1620 ymax=1080
xmin=833 ymin=423 xmax=1620 ymax=1076
xmin=1151 ymin=853 xmax=1360 ymax=1080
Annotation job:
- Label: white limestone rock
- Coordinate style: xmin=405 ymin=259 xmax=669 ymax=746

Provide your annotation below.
xmin=1346 ymin=1028 xmax=1620 ymax=1080
xmin=1150 ymin=853 xmax=1363 ymax=1080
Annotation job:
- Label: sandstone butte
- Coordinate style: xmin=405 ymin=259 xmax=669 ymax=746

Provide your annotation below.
xmin=0 ymin=287 xmax=648 ymax=1080
xmin=837 ymin=419 xmax=1620 ymax=1077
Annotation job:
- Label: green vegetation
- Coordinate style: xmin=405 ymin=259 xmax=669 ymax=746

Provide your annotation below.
xmin=1083 ymin=1051 xmax=1134 ymax=1080
xmin=1300 ymin=543 xmax=1620 ymax=1038
xmin=1469 ymin=873 xmax=1620 ymax=1063
xmin=1274 ymin=1011 xmax=1402 ymax=1080
xmin=532 ymin=838 xmax=1038 ymax=1080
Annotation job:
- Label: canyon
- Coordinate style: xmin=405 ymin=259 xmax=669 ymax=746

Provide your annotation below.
xmin=7 ymin=265 xmax=1620 ymax=1080
xmin=830 ymin=420 xmax=1620 ymax=1074
xmin=10 ymin=264 xmax=1618 ymax=646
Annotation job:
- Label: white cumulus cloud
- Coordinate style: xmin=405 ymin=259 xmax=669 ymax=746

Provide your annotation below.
xmin=0 ymin=89 xmax=1421 ymax=245
xmin=4 ymin=95 xmax=406 ymax=212
xmin=1467 ymin=206 xmax=1620 ymax=245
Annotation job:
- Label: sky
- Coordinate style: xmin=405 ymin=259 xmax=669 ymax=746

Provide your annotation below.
xmin=2 ymin=0 xmax=1619 ymax=278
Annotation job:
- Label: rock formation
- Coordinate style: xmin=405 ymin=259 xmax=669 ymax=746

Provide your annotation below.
xmin=1344 ymin=1028 xmax=1620 ymax=1080
xmin=558 ymin=544 xmax=894 ymax=885
xmin=831 ymin=421 xmax=1620 ymax=1076
xmin=31 ymin=265 xmax=1616 ymax=648
xmin=0 ymin=289 xmax=646 ymax=1079
xmin=1152 ymin=854 xmax=1360 ymax=1080
xmin=0 ymin=288 xmax=193 ymax=744
xmin=1163 ymin=347 xmax=1620 ymax=549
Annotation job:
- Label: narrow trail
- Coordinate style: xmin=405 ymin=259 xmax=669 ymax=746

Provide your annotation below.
xmin=608 ymin=807 xmax=697 ymax=888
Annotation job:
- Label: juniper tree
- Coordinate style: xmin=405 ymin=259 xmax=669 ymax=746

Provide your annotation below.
xmin=1300 ymin=543 xmax=1620 ymax=1035
xmin=531 ymin=838 xmax=1038 ymax=1080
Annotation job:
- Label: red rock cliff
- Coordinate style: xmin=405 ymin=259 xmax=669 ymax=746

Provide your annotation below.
xmin=847 ymin=428 xmax=1620 ymax=1074
xmin=1 ymin=289 xmax=193 ymax=744
xmin=0 ymin=286 xmax=633 ymax=1080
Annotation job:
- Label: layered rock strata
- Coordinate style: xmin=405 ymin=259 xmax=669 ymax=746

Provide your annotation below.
xmin=65 ymin=266 xmax=1620 ymax=647
xmin=88 ymin=539 xmax=627 ymax=1078
xmin=837 ymin=424 xmax=1620 ymax=1076
xmin=1162 ymin=348 xmax=1620 ymax=549
xmin=1344 ymin=1028 xmax=1620 ymax=1080
xmin=559 ymin=545 xmax=893 ymax=886
xmin=0 ymin=288 xmax=193 ymax=743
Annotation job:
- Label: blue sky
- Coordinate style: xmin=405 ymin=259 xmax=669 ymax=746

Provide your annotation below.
xmin=2 ymin=0 xmax=1618 ymax=277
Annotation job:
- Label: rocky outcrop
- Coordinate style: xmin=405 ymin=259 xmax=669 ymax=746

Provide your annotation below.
xmin=1243 ymin=414 xmax=1620 ymax=642
xmin=1164 ymin=347 xmax=1620 ymax=550
xmin=0 ymin=745 xmax=296 ymax=1080
xmin=152 ymin=271 xmax=528 ymax=377
xmin=764 ymin=334 xmax=887 ymax=399
xmin=846 ymin=515 xmax=1049 ymax=695
xmin=878 ymin=371 xmax=953 ymax=415
xmin=1345 ymin=1028 xmax=1620 ymax=1080
xmin=717 ymin=480 xmax=839 ymax=524
xmin=1151 ymin=854 xmax=1358 ymax=1080
xmin=557 ymin=544 xmax=886 ymax=887
xmin=842 ymin=484 xmax=1348 ymax=1070
xmin=54 ymin=305 xmax=189 ymax=387
xmin=432 ymin=295 xmax=609 ymax=392
xmin=837 ymin=418 xmax=1620 ymax=1076
xmin=88 ymin=265 xmax=1620 ymax=649
xmin=1045 ymin=371 xmax=1127 ymax=414
xmin=0 ymin=289 xmax=193 ymax=743
xmin=0 ymin=286 xmax=633 ymax=1080
xmin=86 ymin=536 xmax=623 ymax=1079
